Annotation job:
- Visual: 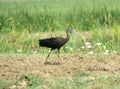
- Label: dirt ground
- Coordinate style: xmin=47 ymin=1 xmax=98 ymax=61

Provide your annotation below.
xmin=0 ymin=53 xmax=120 ymax=81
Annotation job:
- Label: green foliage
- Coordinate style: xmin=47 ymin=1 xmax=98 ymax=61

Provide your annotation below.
xmin=90 ymin=28 xmax=120 ymax=53
xmin=0 ymin=80 xmax=13 ymax=89
xmin=0 ymin=0 xmax=120 ymax=32
xmin=0 ymin=0 xmax=120 ymax=54
xmin=1 ymin=74 xmax=120 ymax=89
xmin=73 ymin=71 xmax=89 ymax=78
xmin=26 ymin=76 xmax=45 ymax=89
xmin=0 ymin=27 xmax=120 ymax=54
xmin=11 ymin=72 xmax=114 ymax=89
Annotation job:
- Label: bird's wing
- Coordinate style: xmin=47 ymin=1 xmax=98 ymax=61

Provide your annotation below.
xmin=52 ymin=37 xmax=68 ymax=47
xmin=39 ymin=37 xmax=60 ymax=47
xmin=39 ymin=37 xmax=67 ymax=49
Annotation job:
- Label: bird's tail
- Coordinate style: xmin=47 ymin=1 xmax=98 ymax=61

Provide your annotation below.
xmin=39 ymin=39 xmax=46 ymax=47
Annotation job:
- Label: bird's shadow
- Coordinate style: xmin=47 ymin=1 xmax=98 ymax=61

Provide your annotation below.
xmin=44 ymin=62 xmax=61 ymax=65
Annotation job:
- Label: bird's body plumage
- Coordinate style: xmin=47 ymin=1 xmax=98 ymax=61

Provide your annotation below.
xmin=39 ymin=37 xmax=68 ymax=50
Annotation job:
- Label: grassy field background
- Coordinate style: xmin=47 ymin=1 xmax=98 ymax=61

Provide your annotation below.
xmin=0 ymin=0 xmax=120 ymax=54
xmin=0 ymin=0 xmax=120 ymax=89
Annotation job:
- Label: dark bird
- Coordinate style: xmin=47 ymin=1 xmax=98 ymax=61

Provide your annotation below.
xmin=39 ymin=28 xmax=72 ymax=63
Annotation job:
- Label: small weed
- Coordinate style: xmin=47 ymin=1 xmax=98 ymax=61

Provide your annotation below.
xmin=0 ymin=80 xmax=13 ymax=89
xmin=26 ymin=76 xmax=45 ymax=89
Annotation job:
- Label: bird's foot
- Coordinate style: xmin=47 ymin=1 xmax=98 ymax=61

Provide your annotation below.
xmin=59 ymin=58 xmax=65 ymax=64
xmin=53 ymin=62 xmax=61 ymax=65
xmin=44 ymin=61 xmax=51 ymax=65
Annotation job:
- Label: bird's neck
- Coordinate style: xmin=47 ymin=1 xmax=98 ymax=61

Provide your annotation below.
xmin=66 ymin=32 xmax=70 ymax=40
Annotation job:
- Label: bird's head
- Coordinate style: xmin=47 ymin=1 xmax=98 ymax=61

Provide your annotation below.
xmin=67 ymin=27 xmax=73 ymax=33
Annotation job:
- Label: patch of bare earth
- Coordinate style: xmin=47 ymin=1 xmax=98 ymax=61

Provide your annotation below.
xmin=0 ymin=53 xmax=120 ymax=81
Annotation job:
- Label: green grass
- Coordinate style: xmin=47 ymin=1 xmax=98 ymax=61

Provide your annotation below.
xmin=0 ymin=0 xmax=120 ymax=32
xmin=0 ymin=28 xmax=119 ymax=54
xmin=3 ymin=71 xmax=120 ymax=89
xmin=0 ymin=80 xmax=14 ymax=89
xmin=26 ymin=76 xmax=45 ymax=89
xmin=0 ymin=0 xmax=120 ymax=54
xmin=28 ymin=73 xmax=120 ymax=89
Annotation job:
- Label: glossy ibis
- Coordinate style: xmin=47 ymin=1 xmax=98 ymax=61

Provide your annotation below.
xmin=39 ymin=28 xmax=72 ymax=63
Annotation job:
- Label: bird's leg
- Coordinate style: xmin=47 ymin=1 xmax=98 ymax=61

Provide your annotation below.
xmin=57 ymin=49 xmax=63 ymax=64
xmin=45 ymin=49 xmax=52 ymax=64
xmin=58 ymin=49 xmax=60 ymax=58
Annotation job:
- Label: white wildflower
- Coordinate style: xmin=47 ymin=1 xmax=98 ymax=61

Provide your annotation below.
xmin=65 ymin=46 xmax=68 ymax=49
xmin=34 ymin=51 xmax=38 ymax=54
xmin=81 ymin=46 xmax=85 ymax=49
xmin=70 ymin=47 xmax=73 ymax=50
xmin=88 ymin=51 xmax=94 ymax=55
xmin=104 ymin=50 xmax=109 ymax=55
xmin=17 ymin=49 xmax=22 ymax=53
xmin=85 ymin=42 xmax=91 ymax=46
xmin=86 ymin=45 xmax=92 ymax=48
xmin=36 ymin=32 xmax=39 ymax=36
xmin=105 ymin=50 xmax=109 ymax=53
xmin=104 ymin=52 xmax=108 ymax=55
xmin=103 ymin=46 xmax=106 ymax=49
xmin=48 ymin=50 xmax=51 ymax=52
xmin=97 ymin=42 xmax=102 ymax=46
